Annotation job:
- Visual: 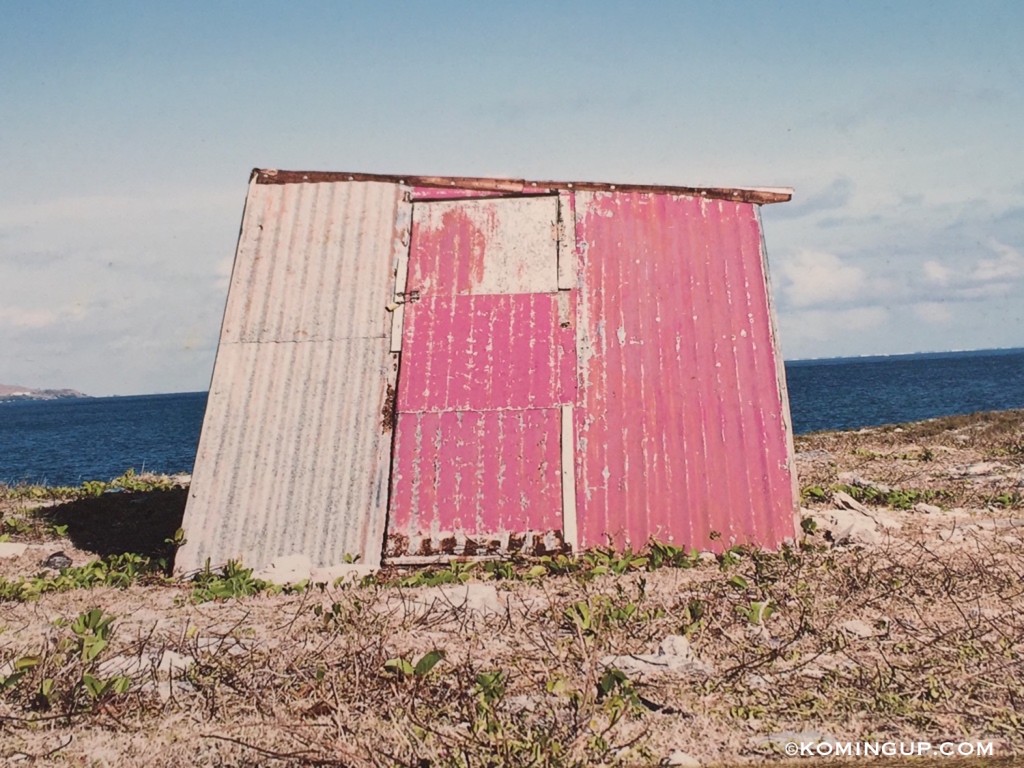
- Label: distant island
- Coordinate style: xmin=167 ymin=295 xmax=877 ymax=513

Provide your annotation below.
xmin=0 ymin=384 xmax=90 ymax=403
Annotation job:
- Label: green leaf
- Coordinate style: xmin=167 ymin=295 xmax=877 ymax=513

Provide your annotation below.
xmin=727 ymin=574 xmax=749 ymax=591
xmin=414 ymin=649 xmax=445 ymax=677
xmin=82 ymin=674 xmax=104 ymax=699
xmin=384 ymin=657 xmax=414 ymax=677
xmin=14 ymin=655 xmax=40 ymax=671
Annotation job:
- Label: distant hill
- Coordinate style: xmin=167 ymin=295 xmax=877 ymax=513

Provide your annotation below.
xmin=0 ymin=384 xmax=90 ymax=402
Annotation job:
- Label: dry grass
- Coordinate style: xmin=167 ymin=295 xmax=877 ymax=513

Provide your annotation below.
xmin=1 ymin=411 xmax=1023 ymax=766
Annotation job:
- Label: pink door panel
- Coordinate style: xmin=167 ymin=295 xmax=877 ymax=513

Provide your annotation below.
xmin=387 ymin=195 xmax=575 ymax=559
xmin=398 ymin=293 xmax=573 ymax=413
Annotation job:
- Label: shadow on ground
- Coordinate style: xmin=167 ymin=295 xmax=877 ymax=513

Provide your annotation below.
xmin=37 ymin=488 xmax=188 ymax=561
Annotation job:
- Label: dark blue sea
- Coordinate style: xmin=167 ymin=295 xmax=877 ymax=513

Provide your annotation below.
xmin=1 ymin=349 xmax=1022 ymax=487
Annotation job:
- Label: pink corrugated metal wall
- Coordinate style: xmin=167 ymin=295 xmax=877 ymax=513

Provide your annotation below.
xmin=573 ymin=191 xmax=795 ymax=551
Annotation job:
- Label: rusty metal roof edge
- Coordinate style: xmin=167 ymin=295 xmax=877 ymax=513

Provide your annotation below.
xmin=250 ymin=168 xmax=793 ymax=205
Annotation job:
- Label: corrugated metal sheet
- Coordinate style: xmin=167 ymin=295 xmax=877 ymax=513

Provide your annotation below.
xmin=397 ymin=294 xmax=572 ymax=412
xmin=387 ymin=195 xmax=575 ymax=559
xmin=408 ymin=196 xmax=559 ymax=295
xmin=388 ymin=408 xmax=564 ymax=558
xmin=573 ymin=191 xmax=796 ymax=551
xmin=175 ymin=180 xmax=409 ymax=572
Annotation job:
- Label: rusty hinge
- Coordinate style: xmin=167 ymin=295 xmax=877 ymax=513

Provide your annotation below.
xmin=552 ymin=218 xmax=567 ymax=244
xmin=386 ymin=289 xmax=421 ymax=313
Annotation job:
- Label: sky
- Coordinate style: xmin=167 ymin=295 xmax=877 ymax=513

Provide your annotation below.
xmin=1 ymin=1 xmax=1022 ymax=396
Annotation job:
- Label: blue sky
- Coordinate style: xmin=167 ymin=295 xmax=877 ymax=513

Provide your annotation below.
xmin=2 ymin=1 xmax=1022 ymax=395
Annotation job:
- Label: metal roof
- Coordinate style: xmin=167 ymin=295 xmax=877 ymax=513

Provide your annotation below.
xmin=252 ymin=168 xmax=793 ymax=206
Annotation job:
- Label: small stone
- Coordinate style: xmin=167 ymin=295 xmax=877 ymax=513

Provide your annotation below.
xmin=913 ymin=502 xmax=942 ymax=515
xmin=833 ymin=490 xmax=870 ymax=514
xmin=840 ymin=619 xmax=876 ymax=638
xmin=41 ymin=551 xmax=72 ymax=570
xmin=253 ymin=554 xmax=312 ymax=585
xmin=662 ymin=751 xmax=701 ymax=767
xmin=966 ymin=461 xmax=1007 ymax=476
xmin=158 ymin=650 xmax=194 ymax=674
xmin=0 ymin=542 xmax=28 ymax=559
xmin=810 ymin=509 xmax=880 ymax=545
xmin=657 ymin=635 xmax=694 ymax=659
xmin=310 ymin=564 xmax=378 ymax=584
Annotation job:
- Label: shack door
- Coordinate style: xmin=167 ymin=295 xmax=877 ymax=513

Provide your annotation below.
xmin=387 ymin=195 xmax=577 ymax=560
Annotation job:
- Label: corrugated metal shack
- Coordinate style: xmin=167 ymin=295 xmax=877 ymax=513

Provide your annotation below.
xmin=174 ymin=170 xmax=798 ymax=574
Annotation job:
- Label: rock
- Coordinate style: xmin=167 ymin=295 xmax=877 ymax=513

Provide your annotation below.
xmin=810 ymin=508 xmax=881 ymax=545
xmin=662 ymin=751 xmax=701 ymax=767
xmin=697 ymin=551 xmax=717 ymax=565
xmin=0 ymin=542 xmax=28 ymax=559
xmin=253 ymin=554 xmax=312 ymax=585
xmin=158 ymin=650 xmax=194 ymax=674
xmin=832 ymin=490 xmax=870 ymax=513
xmin=839 ymin=619 xmax=876 ymax=638
xmin=413 ymin=583 xmax=506 ymax=617
xmin=601 ymin=634 xmax=715 ymax=679
xmin=913 ymin=502 xmax=942 ymax=515
xmin=96 ymin=654 xmax=149 ymax=678
xmin=966 ymin=461 xmax=1007 ymax=476
xmin=310 ymin=564 xmax=378 ymax=584
xmin=657 ymin=634 xmax=694 ymax=657
xmin=40 ymin=551 xmax=72 ymax=570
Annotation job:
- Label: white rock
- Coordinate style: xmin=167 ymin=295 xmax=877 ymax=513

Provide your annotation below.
xmin=158 ymin=650 xmax=194 ymax=674
xmin=0 ymin=542 xmax=28 ymax=559
xmin=96 ymin=654 xmax=149 ymax=678
xmin=253 ymin=554 xmax=312 ymax=585
xmin=657 ymin=634 xmax=694 ymax=658
xmin=810 ymin=508 xmax=880 ymax=545
xmin=602 ymin=634 xmax=715 ymax=679
xmin=840 ymin=619 xmax=876 ymax=638
xmin=662 ymin=751 xmax=701 ymax=767
xmin=913 ymin=502 xmax=942 ymax=515
xmin=966 ymin=461 xmax=1007 ymax=476
xmin=412 ymin=583 xmax=506 ymax=617
xmin=310 ymin=564 xmax=378 ymax=585
xmin=833 ymin=490 xmax=870 ymax=513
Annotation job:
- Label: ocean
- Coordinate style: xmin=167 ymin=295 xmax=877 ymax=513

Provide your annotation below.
xmin=1 ymin=348 xmax=1021 ymax=487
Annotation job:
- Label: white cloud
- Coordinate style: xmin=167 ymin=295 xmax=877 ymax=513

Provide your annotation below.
xmin=912 ymin=302 xmax=953 ymax=325
xmin=922 ymin=260 xmax=952 ymax=285
xmin=779 ymin=250 xmax=866 ymax=308
xmin=782 ymin=306 xmax=889 ymax=345
xmin=969 ymin=240 xmax=1024 ymax=282
xmin=0 ymin=307 xmax=61 ymax=329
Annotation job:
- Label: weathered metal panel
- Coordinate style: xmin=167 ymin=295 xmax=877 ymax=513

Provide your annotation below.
xmin=387 ymin=409 xmax=564 ymax=558
xmin=256 ymin=169 xmax=793 ymax=205
xmin=408 ymin=196 xmax=559 ymax=295
xmin=397 ymin=293 xmax=572 ymax=413
xmin=573 ymin=191 xmax=796 ymax=551
xmin=387 ymin=195 xmax=574 ymax=558
xmin=176 ymin=180 xmax=407 ymax=573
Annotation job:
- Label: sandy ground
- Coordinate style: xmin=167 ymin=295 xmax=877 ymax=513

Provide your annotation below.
xmin=1 ymin=411 xmax=1022 ymax=767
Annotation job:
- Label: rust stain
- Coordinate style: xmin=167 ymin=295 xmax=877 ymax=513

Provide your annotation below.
xmin=384 ymin=530 xmax=569 ymax=559
xmin=380 ymin=383 xmax=396 ymax=433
